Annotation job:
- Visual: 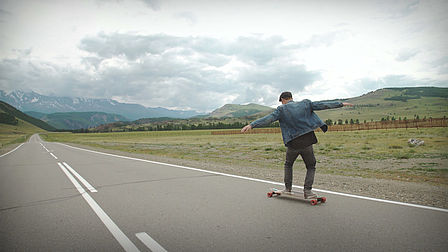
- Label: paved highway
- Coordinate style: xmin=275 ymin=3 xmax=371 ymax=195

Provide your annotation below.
xmin=1 ymin=134 xmax=447 ymax=251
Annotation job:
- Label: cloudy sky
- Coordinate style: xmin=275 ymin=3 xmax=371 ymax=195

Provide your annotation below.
xmin=0 ymin=0 xmax=447 ymax=112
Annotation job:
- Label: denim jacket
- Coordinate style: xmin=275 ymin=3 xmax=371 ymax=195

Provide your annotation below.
xmin=250 ymin=99 xmax=343 ymax=145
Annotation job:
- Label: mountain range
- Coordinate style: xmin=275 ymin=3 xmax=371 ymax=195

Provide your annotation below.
xmin=0 ymin=90 xmax=203 ymax=121
xmin=1 ymin=87 xmax=447 ymax=131
xmin=25 ymin=111 xmax=128 ymax=130
xmin=97 ymin=86 xmax=448 ymax=132
xmin=0 ymin=101 xmax=56 ymax=131
xmin=208 ymin=103 xmax=274 ymax=118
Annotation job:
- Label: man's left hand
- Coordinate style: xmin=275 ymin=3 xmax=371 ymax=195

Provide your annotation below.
xmin=241 ymin=124 xmax=252 ymax=133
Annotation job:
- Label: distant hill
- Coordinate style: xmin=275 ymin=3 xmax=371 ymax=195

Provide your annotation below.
xmin=209 ymin=103 xmax=274 ymax=118
xmin=85 ymin=87 xmax=448 ymax=132
xmin=0 ymin=90 xmax=203 ymax=120
xmin=224 ymin=87 xmax=448 ymax=123
xmin=0 ymin=101 xmax=56 ymax=131
xmin=315 ymin=87 xmax=448 ymax=123
xmin=26 ymin=111 xmax=129 ymax=130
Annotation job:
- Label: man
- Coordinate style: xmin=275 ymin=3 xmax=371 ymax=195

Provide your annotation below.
xmin=241 ymin=91 xmax=353 ymax=199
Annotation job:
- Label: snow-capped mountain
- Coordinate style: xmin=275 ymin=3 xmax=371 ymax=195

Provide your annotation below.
xmin=0 ymin=90 xmax=202 ymax=120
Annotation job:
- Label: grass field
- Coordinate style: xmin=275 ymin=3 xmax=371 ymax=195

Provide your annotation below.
xmin=0 ymin=120 xmax=44 ymax=149
xmin=40 ymin=127 xmax=448 ymax=185
xmin=316 ymin=96 xmax=447 ymax=123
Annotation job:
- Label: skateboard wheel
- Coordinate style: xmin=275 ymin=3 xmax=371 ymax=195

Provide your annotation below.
xmin=310 ymin=199 xmax=318 ymax=205
xmin=321 ymin=197 xmax=326 ymax=203
xmin=267 ymin=192 xmax=273 ymax=198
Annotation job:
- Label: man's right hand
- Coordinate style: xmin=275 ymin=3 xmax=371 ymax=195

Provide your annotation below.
xmin=241 ymin=124 xmax=252 ymax=133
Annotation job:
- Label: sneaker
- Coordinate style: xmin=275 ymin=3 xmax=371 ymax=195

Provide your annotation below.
xmin=304 ymin=189 xmax=317 ymax=199
xmin=276 ymin=188 xmax=292 ymax=194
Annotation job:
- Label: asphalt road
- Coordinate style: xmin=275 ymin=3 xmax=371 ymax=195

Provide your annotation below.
xmin=1 ymin=134 xmax=447 ymax=251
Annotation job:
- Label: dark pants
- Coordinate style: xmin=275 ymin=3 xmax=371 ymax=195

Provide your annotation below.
xmin=284 ymin=145 xmax=316 ymax=191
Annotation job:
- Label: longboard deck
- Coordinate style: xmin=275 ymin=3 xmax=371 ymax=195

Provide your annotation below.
xmin=267 ymin=188 xmax=326 ymax=205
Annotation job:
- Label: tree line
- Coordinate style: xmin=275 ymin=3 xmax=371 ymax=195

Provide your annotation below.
xmin=324 ymin=114 xmax=429 ymax=126
xmin=71 ymin=115 xmax=441 ymax=133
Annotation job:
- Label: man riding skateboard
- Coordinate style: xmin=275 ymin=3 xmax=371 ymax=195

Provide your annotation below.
xmin=241 ymin=91 xmax=353 ymax=199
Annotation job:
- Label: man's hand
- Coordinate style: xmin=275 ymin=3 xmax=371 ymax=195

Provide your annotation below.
xmin=241 ymin=124 xmax=252 ymax=133
xmin=342 ymin=102 xmax=354 ymax=107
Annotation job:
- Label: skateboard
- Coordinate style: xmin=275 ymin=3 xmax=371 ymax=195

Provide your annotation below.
xmin=267 ymin=188 xmax=326 ymax=206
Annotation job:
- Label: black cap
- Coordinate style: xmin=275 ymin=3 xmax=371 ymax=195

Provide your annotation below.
xmin=279 ymin=91 xmax=292 ymax=102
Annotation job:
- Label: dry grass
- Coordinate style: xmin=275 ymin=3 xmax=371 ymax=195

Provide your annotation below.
xmin=40 ymin=127 xmax=448 ymax=185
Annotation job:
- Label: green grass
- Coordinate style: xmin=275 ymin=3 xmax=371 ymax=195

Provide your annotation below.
xmin=40 ymin=127 xmax=448 ymax=185
xmin=0 ymin=120 xmax=45 ymax=148
xmin=316 ymin=93 xmax=447 ymax=123
xmin=314 ymin=128 xmax=448 ymax=159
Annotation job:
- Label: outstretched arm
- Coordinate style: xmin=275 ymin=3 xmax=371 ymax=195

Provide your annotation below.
xmin=311 ymin=101 xmax=354 ymax=110
xmin=241 ymin=109 xmax=280 ymax=133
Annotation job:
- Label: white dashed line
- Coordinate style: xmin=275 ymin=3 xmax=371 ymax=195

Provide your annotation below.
xmin=40 ymin=143 xmax=50 ymax=152
xmin=136 ymin=232 xmax=168 ymax=252
xmin=57 ymin=162 xmax=139 ymax=252
xmin=63 ymin=162 xmax=97 ymax=193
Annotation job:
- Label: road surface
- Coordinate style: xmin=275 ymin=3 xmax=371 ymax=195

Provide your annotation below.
xmin=1 ymin=134 xmax=447 ymax=251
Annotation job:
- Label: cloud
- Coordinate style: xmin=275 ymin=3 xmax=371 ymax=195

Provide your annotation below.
xmin=395 ymin=48 xmax=419 ymax=62
xmin=382 ymin=0 xmax=420 ymax=19
xmin=79 ymin=33 xmax=289 ymax=65
xmin=237 ymin=63 xmax=321 ymax=100
xmin=174 ymin=11 xmax=197 ymax=25
xmin=2 ymin=30 xmax=447 ymax=112
xmin=353 ymin=75 xmax=446 ymax=93
xmin=303 ymin=30 xmax=352 ymax=48
xmin=1 ymin=32 xmax=322 ymax=112
xmin=140 ymin=0 xmax=160 ymax=11
xmin=429 ymin=56 xmax=448 ymax=75
xmin=0 ymin=8 xmax=12 ymax=23
xmin=0 ymin=57 xmax=93 ymax=97
xmin=79 ymin=33 xmax=186 ymax=60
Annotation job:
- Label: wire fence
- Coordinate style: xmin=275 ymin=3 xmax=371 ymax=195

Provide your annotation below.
xmin=211 ymin=117 xmax=447 ymax=135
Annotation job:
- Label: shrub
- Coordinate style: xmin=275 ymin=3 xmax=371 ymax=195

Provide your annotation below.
xmin=0 ymin=113 xmax=18 ymax=125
